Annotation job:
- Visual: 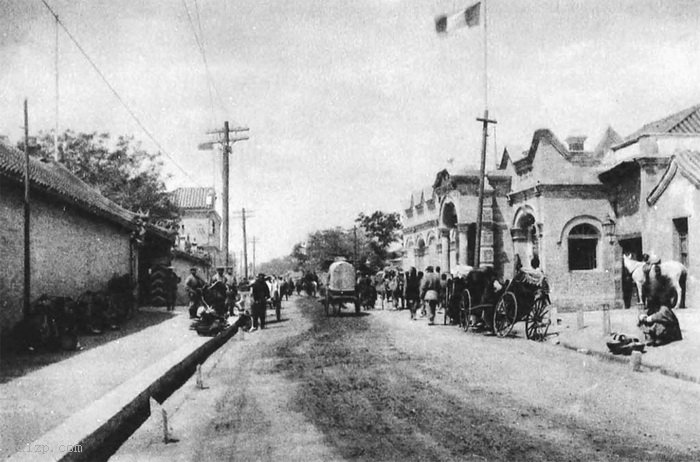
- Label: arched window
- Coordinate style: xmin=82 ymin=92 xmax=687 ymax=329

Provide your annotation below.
xmin=568 ymin=223 xmax=599 ymax=270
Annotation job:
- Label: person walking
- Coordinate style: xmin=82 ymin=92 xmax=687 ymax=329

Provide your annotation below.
xmin=250 ymin=273 xmax=270 ymax=331
xmin=420 ymin=266 xmax=441 ymax=325
xmin=404 ymin=267 xmax=421 ymax=320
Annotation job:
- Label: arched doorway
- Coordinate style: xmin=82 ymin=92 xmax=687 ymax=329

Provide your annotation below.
xmin=438 ymin=201 xmax=459 ymax=272
xmin=512 ymin=209 xmax=540 ymax=269
xmin=415 ymin=237 xmax=426 ymax=270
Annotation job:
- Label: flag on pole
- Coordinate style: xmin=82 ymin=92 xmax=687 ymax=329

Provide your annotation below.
xmin=435 ymin=2 xmax=481 ymax=34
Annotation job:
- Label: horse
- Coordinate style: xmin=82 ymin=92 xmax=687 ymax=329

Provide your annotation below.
xmin=302 ymin=279 xmax=317 ymax=297
xmin=622 ymin=253 xmax=687 ymax=309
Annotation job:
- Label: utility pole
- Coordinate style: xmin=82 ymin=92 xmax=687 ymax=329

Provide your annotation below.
xmin=232 ymin=208 xmax=254 ymax=280
xmin=199 ymin=123 xmax=249 ymax=270
xmin=23 ymin=100 xmax=31 ymax=316
xmin=353 ymin=226 xmax=358 ymax=268
xmin=251 ymin=236 xmax=259 ymax=275
xmin=474 ymin=111 xmax=497 ymax=268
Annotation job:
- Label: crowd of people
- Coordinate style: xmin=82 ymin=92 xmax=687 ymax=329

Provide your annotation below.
xmin=355 ymin=265 xmax=456 ymax=325
xmin=182 ymin=267 xmax=301 ymax=336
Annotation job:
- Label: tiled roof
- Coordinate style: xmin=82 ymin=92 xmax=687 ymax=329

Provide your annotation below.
xmin=0 ymin=141 xmax=135 ymax=227
xmin=620 ymin=104 xmax=700 ymax=147
xmin=647 ymin=150 xmax=700 ymax=205
xmin=171 ymin=187 xmax=216 ymax=209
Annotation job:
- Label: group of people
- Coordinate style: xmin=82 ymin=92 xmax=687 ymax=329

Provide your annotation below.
xmin=184 ymin=266 xmax=241 ymax=319
xmin=356 ymin=266 xmax=452 ymax=325
xmin=183 ymin=266 xmax=293 ymax=334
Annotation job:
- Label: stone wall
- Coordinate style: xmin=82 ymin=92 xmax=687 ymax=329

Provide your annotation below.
xmin=0 ymin=185 xmax=131 ymax=334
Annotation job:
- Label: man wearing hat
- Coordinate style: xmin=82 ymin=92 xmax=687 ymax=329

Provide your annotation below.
xmin=185 ymin=267 xmax=206 ymax=318
xmin=211 ymin=266 xmax=229 ymax=285
xmin=250 ymin=273 xmax=270 ymax=331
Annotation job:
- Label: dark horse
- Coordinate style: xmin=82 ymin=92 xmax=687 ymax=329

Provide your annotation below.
xmin=463 ymin=266 xmax=505 ymax=329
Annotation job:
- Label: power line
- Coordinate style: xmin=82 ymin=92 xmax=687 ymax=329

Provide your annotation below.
xmin=38 ymin=0 xmax=202 ymax=186
xmin=181 ymin=0 xmax=228 ymax=119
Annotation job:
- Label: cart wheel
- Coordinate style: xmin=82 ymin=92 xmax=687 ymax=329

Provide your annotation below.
xmin=494 ymin=292 xmax=517 ymax=337
xmin=525 ymin=298 xmax=550 ymax=341
xmin=460 ymin=289 xmax=472 ymax=331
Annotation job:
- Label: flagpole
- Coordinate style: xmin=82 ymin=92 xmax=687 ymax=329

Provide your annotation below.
xmin=483 ymin=0 xmax=488 ymax=111
xmin=473 ymin=0 xmax=495 ymax=268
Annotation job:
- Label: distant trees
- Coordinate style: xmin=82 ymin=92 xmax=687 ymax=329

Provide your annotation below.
xmin=281 ymin=210 xmax=403 ymax=275
xmin=32 ymin=130 xmax=179 ymax=226
xmin=258 ymin=255 xmax=297 ymax=277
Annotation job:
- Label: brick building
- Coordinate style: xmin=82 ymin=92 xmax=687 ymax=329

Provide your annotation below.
xmin=171 ymin=187 xmax=222 ymax=266
xmin=402 ymin=103 xmax=700 ymax=311
xmin=0 ymin=141 xmax=174 ymax=334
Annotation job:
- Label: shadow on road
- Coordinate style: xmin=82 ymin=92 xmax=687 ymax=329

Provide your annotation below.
xmin=0 ymin=307 xmax=177 ymax=384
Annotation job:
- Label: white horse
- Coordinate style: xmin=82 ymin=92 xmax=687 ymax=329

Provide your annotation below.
xmin=622 ymin=253 xmax=687 ymax=309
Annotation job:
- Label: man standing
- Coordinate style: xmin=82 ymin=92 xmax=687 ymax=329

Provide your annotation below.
xmin=420 ymin=266 xmax=441 ymax=325
xmin=209 ymin=267 xmax=229 ymax=316
xmin=185 ymin=267 xmax=206 ymax=318
xmin=165 ymin=267 xmax=180 ymax=312
xmin=404 ymin=267 xmax=421 ymax=320
xmin=250 ymin=273 xmax=270 ymax=331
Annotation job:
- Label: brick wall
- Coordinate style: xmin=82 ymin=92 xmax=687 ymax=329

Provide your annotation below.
xmin=647 ymin=174 xmax=699 ymax=307
xmin=539 ymin=195 xmax=616 ymax=311
xmin=0 ymin=184 xmax=131 ymax=334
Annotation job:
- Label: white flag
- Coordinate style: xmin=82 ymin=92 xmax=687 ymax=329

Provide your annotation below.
xmin=435 ymin=2 xmax=481 ymax=34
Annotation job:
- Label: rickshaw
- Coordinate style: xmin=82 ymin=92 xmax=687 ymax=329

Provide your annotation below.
xmin=451 ymin=266 xmax=502 ymax=332
xmin=324 ymin=260 xmax=360 ymax=316
xmin=492 ymin=268 xmax=551 ymax=340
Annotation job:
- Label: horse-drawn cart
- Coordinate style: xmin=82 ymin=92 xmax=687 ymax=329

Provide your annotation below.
xmin=324 ymin=260 xmax=360 ymax=316
xmin=447 ymin=266 xmax=551 ymax=341
xmin=492 ymin=269 xmax=551 ymax=340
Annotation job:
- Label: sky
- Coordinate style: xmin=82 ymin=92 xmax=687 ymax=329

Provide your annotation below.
xmin=2 ymin=0 xmax=700 ymax=263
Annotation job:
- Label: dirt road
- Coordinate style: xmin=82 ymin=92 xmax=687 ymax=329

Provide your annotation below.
xmin=112 ymin=296 xmax=700 ymax=461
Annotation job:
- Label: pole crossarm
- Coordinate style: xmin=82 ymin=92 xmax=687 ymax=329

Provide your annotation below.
xmin=206 ymin=126 xmax=249 ymax=135
xmin=198 ymin=121 xmax=250 ymax=269
xmin=476 ymin=116 xmax=497 ymax=125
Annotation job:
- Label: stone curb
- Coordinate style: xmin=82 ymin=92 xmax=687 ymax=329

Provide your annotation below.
xmin=8 ymin=324 xmax=239 ymax=462
xmin=557 ymin=340 xmax=700 ymax=385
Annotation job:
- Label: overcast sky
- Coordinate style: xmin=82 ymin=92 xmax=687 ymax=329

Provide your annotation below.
xmin=2 ymin=0 xmax=700 ymax=262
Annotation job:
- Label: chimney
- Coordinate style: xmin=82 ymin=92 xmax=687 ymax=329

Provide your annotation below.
xmin=565 ymin=132 xmax=587 ymax=152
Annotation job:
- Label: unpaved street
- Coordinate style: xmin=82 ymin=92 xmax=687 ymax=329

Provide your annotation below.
xmin=113 ymin=296 xmax=700 ymax=461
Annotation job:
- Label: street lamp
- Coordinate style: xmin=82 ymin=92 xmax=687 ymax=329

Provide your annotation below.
xmin=602 ymin=214 xmax=616 ymax=244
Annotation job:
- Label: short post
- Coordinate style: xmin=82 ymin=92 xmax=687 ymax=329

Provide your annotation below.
xmin=161 ymin=407 xmax=170 ymax=443
xmin=196 ymin=364 xmax=204 ymax=389
xmin=576 ymin=306 xmax=584 ymax=330
xmin=630 ymin=350 xmax=643 ymax=372
xmin=602 ymin=303 xmax=611 ymax=335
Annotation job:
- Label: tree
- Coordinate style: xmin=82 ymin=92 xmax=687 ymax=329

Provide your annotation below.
xmin=355 ymin=211 xmax=403 ymax=266
xmin=305 ymin=228 xmax=355 ymax=271
xmin=258 ymin=255 xmax=297 ymax=276
xmin=33 ymin=130 xmax=179 ymax=225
